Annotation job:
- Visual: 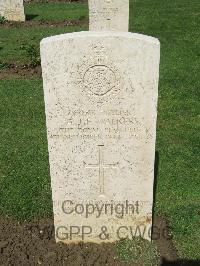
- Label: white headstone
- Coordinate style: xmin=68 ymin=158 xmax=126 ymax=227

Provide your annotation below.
xmin=0 ymin=0 xmax=25 ymax=22
xmin=41 ymin=31 xmax=160 ymax=244
xmin=89 ymin=0 xmax=129 ymax=31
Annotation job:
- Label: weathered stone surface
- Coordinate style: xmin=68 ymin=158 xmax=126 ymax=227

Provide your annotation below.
xmin=0 ymin=0 xmax=25 ymax=22
xmin=41 ymin=31 xmax=160 ymax=244
xmin=89 ymin=0 xmax=129 ymax=31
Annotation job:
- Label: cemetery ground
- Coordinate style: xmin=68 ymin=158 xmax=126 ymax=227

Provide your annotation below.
xmin=0 ymin=0 xmax=199 ymax=265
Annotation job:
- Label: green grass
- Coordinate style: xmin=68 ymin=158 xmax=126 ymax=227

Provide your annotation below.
xmin=25 ymin=2 xmax=88 ymax=21
xmin=156 ymin=82 xmax=200 ymax=259
xmin=0 ymin=0 xmax=200 ymax=261
xmin=132 ymin=0 xmax=200 ymax=259
xmin=116 ymin=238 xmax=159 ymax=265
xmin=0 ymin=26 xmax=87 ymax=64
xmin=0 ymin=79 xmax=52 ymax=219
xmin=131 ymin=0 xmax=200 ymax=260
xmin=0 ymin=2 xmax=88 ymax=64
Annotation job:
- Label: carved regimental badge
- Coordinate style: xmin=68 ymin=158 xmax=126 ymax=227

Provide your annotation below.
xmin=77 ymin=44 xmax=122 ymax=104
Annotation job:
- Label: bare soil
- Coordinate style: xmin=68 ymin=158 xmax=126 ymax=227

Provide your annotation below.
xmin=0 ymin=64 xmax=42 ymax=79
xmin=0 ymin=18 xmax=88 ymax=28
xmin=0 ymin=215 xmax=178 ymax=266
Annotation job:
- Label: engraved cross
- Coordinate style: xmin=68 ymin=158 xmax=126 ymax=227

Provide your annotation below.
xmin=84 ymin=145 xmax=119 ymax=195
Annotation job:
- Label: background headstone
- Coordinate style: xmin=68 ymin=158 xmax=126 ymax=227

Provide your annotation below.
xmin=89 ymin=0 xmax=129 ymax=31
xmin=41 ymin=31 xmax=160 ymax=244
xmin=0 ymin=0 xmax=25 ymax=22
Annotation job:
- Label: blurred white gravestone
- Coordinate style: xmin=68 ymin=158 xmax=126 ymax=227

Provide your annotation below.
xmin=41 ymin=2 xmax=160 ymax=244
xmin=0 ymin=0 xmax=25 ymax=22
xmin=89 ymin=0 xmax=129 ymax=31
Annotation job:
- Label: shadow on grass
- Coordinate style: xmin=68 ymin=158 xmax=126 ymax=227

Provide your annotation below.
xmin=153 ymin=151 xmax=159 ymax=216
xmin=26 ymin=14 xmax=38 ymax=21
xmin=152 ymin=151 xmax=159 ymax=228
xmin=153 ymin=155 xmax=199 ymax=265
xmin=161 ymin=258 xmax=200 ymax=265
